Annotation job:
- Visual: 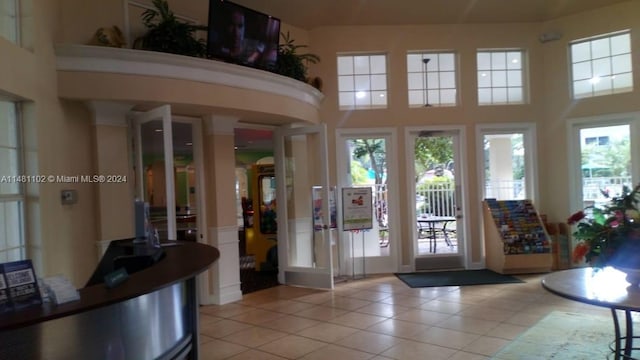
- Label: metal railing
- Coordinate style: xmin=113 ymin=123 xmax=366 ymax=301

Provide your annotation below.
xmin=416 ymin=183 xmax=456 ymax=217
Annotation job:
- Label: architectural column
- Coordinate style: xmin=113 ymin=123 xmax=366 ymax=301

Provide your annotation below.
xmin=200 ymin=115 xmax=242 ymax=304
xmin=87 ymin=101 xmax=135 ymax=257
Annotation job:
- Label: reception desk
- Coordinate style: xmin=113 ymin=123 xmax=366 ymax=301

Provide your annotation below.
xmin=0 ymin=239 xmax=219 ymax=359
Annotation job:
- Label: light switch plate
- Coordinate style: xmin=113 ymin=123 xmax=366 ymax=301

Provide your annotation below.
xmin=61 ymin=189 xmax=77 ymax=204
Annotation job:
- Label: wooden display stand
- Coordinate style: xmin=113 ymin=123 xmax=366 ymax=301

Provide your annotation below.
xmin=483 ymin=199 xmax=552 ymax=274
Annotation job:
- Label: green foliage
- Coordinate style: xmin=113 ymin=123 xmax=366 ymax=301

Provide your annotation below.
xmin=275 ymin=32 xmax=320 ymax=82
xmin=414 ymin=137 xmax=453 ymax=182
xmin=349 ymin=161 xmax=369 ymax=185
xmin=133 ymin=0 xmax=207 ymax=57
xmin=350 ymin=139 xmax=386 ymax=185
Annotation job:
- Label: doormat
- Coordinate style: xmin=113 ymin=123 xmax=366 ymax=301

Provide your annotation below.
xmin=395 ymin=269 xmax=524 ymax=288
xmin=492 ymin=311 xmax=612 ymax=359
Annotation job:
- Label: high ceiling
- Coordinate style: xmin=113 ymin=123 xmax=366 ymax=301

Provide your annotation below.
xmin=230 ymin=0 xmax=628 ymax=30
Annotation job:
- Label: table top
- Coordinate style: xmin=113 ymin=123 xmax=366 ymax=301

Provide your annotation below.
xmin=542 ymin=267 xmax=640 ymax=311
xmin=417 ymin=215 xmax=456 ymax=223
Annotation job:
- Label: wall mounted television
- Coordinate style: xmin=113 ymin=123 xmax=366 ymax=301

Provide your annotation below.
xmin=207 ymin=0 xmax=280 ymax=71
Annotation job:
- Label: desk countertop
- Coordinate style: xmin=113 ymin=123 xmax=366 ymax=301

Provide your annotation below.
xmin=0 ymin=240 xmax=219 ymax=332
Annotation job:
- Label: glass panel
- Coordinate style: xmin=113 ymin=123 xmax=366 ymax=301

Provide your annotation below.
xmin=353 ymin=56 xmax=370 ymax=74
xmin=0 ymin=203 xmax=5 ymax=251
xmin=572 ymin=61 xmax=592 ymax=80
xmin=347 ymin=138 xmax=390 ymax=258
xmin=258 ymin=174 xmax=277 ymax=234
xmin=338 ymin=75 xmax=354 ymax=91
xmin=414 ymin=135 xmax=458 ymax=256
xmin=426 ymin=72 xmax=438 ymax=89
xmin=613 ymin=73 xmax=633 ymax=92
xmin=427 ymin=90 xmax=440 ymax=104
xmin=0 ymin=0 xmax=18 ymax=44
xmin=507 ymin=70 xmax=522 ymax=87
xmin=593 ymin=76 xmax=613 ymax=95
xmin=172 ymin=122 xmax=196 ymax=241
xmin=573 ymin=79 xmax=592 ymax=98
xmin=612 ymin=54 xmax=632 ymax=73
xmin=440 ymin=72 xmax=455 ymax=88
xmin=425 ymin=55 xmax=438 ymax=70
xmin=611 ymin=33 xmax=630 ymax=55
xmin=339 ymin=92 xmax=355 ymax=107
xmin=571 ymin=42 xmax=591 ymax=63
xmin=408 ymin=90 xmax=424 ymax=106
xmin=507 ymin=52 xmax=522 ymax=69
xmin=492 ymin=88 xmax=507 ymax=103
xmin=0 ymin=101 xmax=17 ymax=147
xmin=0 ymin=148 xmax=19 ymax=195
xmin=406 ymin=54 xmax=423 ymax=72
xmin=477 ymin=72 xmax=491 ymax=87
xmin=439 ymin=53 xmax=454 ymax=71
xmin=355 ymin=91 xmax=371 ymax=107
xmin=407 ymin=73 xmax=423 ymax=90
xmin=477 ymin=53 xmax=491 ymax=70
xmin=579 ymin=125 xmax=631 ymax=210
xmin=284 ymin=133 xmax=322 ymax=268
xmin=483 ymin=133 xmax=525 ymax=200
xmin=491 ymin=52 xmax=506 ymax=69
xmin=354 ymin=75 xmax=370 ymax=91
xmin=370 ymin=74 xmax=386 ymax=90
xmin=478 ymin=88 xmax=491 ymax=104
xmin=508 ymin=87 xmax=523 ymax=103
xmin=492 ymin=70 xmax=507 ymax=87
xmin=370 ymin=55 xmax=386 ymax=73
xmin=440 ymin=89 xmax=456 ymax=105
xmin=337 ymin=56 xmax=353 ymax=75
xmin=593 ymin=58 xmax=611 ymax=76
xmin=4 ymin=201 xmax=22 ymax=248
xmin=140 ymin=119 xmax=170 ymax=240
xmin=371 ymin=91 xmax=387 ymax=106
xmin=591 ymin=38 xmax=611 ymax=58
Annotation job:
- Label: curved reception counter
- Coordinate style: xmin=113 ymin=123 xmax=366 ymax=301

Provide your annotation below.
xmin=0 ymin=239 xmax=219 ymax=360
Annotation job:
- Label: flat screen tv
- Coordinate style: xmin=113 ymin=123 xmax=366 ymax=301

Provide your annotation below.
xmin=207 ymin=0 xmax=280 ymax=71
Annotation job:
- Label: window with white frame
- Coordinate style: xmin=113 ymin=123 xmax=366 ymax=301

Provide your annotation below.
xmin=570 ymin=31 xmax=633 ymax=99
xmin=477 ymin=50 xmax=526 ymax=105
xmin=407 ymin=52 xmax=457 ymax=107
xmin=337 ymin=54 xmax=388 ymax=110
xmin=0 ymin=101 xmax=25 ymax=263
xmin=0 ymin=0 xmax=19 ymax=44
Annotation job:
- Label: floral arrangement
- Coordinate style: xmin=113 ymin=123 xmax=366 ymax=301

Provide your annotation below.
xmin=568 ymin=184 xmax=640 ymax=268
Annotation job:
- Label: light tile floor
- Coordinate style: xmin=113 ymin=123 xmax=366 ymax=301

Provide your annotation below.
xmin=198 ymin=273 xmax=610 ymax=360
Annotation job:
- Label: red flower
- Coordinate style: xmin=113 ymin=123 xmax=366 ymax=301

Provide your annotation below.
xmin=567 ymin=210 xmax=586 ymax=225
xmin=572 ymin=242 xmax=590 ymax=263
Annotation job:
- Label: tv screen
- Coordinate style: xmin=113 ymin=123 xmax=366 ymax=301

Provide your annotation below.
xmin=207 ymin=0 xmax=280 ymax=71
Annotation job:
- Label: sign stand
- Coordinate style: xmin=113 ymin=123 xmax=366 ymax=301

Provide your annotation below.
xmin=341 ymin=187 xmax=373 ymax=279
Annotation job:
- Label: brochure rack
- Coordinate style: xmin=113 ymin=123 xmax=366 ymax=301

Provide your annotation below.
xmin=483 ymin=199 xmax=553 ymax=274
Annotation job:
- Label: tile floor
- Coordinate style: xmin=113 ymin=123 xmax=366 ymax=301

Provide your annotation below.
xmin=198 ymin=273 xmax=610 ymax=360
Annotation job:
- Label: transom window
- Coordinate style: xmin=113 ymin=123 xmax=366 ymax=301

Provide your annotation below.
xmin=0 ymin=0 xmax=19 ymax=44
xmin=477 ymin=50 xmax=526 ymax=105
xmin=0 ymin=100 xmax=25 ymax=263
xmin=407 ymin=52 xmax=457 ymax=107
xmin=337 ymin=54 xmax=388 ymax=110
xmin=570 ymin=30 xmax=633 ymax=99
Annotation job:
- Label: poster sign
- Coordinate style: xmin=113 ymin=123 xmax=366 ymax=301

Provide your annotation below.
xmin=342 ymin=187 xmax=373 ymax=231
xmin=0 ymin=259 xmax=42 ymax=311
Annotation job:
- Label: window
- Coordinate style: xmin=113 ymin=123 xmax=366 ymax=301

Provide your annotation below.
xmin=407 ymin=52 xmax=457 ymax=107
xmin=585 ymin=136 xmax=610 ymax=146
xmin=337 ymin=54 xmax=388 ymax=110
xmin=0 ymin=0 xmax=19 ymax=44
xmin=570 ymin=31 xmax=633 ymax=99
xmin=0 ymin=101 xmax=25 ymax=262
xmin=477 ymin=50 xmax=526 ymax=105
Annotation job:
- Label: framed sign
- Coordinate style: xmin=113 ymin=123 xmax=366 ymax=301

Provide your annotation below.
xmin=341 ymin=187 xmax=373 ymax=231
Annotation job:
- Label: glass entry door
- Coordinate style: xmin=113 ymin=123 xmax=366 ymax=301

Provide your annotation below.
xmin=274 ymin=124 xmax=335 ymax=289
xmin=408 ymin=128 xmax=466 ymax=270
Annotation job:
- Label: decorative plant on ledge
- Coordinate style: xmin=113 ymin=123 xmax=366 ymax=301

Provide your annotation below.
xmin=275 ymin=32 xmax=320 ymax=85
xmin=133 ymin=0 xmax=207 ymax=58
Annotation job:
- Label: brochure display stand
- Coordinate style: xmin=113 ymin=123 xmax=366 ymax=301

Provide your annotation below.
xmin=483 ymin=199 xmax=553 ymax=274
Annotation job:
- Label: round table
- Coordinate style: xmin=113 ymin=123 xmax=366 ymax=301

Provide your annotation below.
xmin=542 ymin=267 xmax=640 ymax=359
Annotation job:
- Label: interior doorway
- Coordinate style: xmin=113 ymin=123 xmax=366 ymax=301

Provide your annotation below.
xmin=234 ymin=127 xmax=279 ymax=294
